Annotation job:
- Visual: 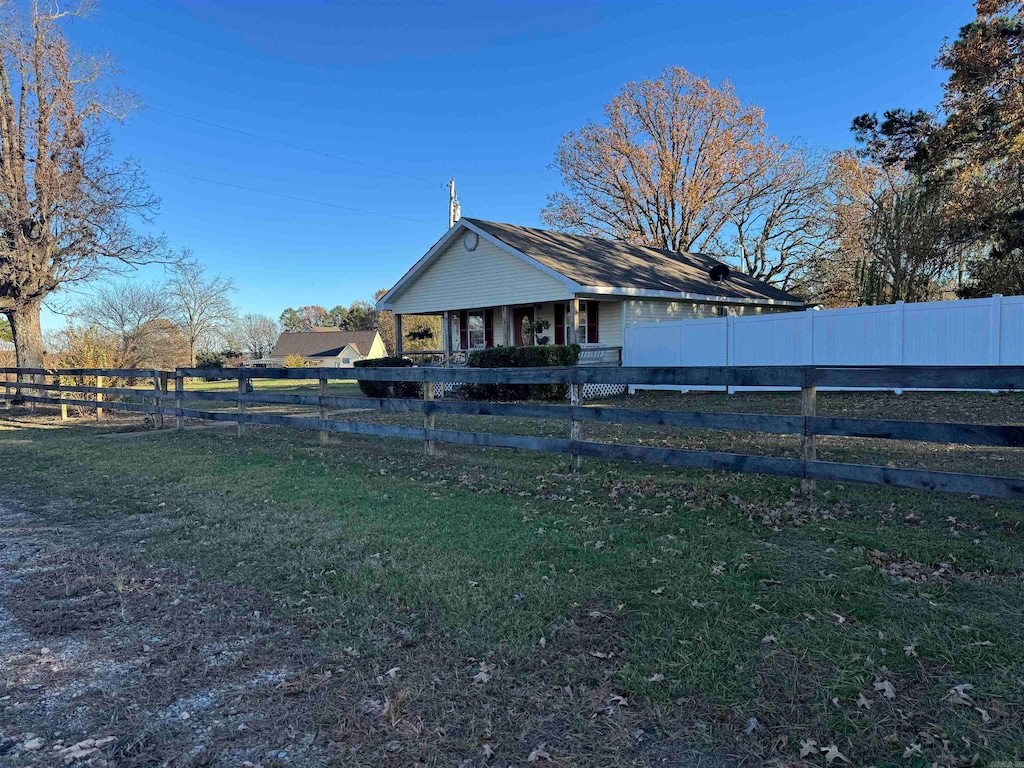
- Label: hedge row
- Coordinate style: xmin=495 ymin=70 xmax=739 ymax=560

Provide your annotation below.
xmin=352 ymin=356 xmax=420 ymax=398
xmin=464 ymin=344 xmax=580 ymax=401
xmin=353 ymin=345 xmax=580 ymax=402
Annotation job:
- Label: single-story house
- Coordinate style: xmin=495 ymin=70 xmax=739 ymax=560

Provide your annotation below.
xmin=375 ymin=218 xmax=804 ymax=372
xmin=247 ymin=328 xmax=388 ymax=368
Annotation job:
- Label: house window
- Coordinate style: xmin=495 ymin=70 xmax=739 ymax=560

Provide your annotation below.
xmin=341 ymin=357 xmax=351 ymax=364
xmin=557 ymin=301 xmax=600 ymax=344
xmin=467 ymin=310 xmax=486 ymax=349
xmin=456 ymin=309 xmax=492 ymax=350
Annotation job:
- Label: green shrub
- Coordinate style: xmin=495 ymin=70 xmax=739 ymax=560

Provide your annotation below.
xmin=353 ymin=356 xmax=420 ymax=399
xmin=464 ymin=344 xmax=580 ymax=401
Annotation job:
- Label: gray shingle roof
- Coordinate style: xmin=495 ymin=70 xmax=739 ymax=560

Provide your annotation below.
xmin=463 ymin=218 xmax=802 ymax=305
xmin=270 ymin=330 xmax=379 ymax=359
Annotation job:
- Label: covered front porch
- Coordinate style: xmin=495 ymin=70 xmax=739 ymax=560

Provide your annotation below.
xmin=394 ymin=299 xmax=623 ymax=367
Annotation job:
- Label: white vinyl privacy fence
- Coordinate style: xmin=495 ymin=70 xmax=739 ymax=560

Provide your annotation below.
xmin=624 ymin=294 xmax=1024 ymax=391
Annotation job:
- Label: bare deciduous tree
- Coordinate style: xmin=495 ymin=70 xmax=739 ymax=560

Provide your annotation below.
xmin=708 ymin=147 xmax=831 ymax=291
xmin=0 ymin=2 xmax=166 ymax=369
xmin=542 ymin=67 xmax=781 ymax=254
xmin=167 ymin=258 xmax=235 ymax=367
xmin=74 ymin=280 xmax=172 ymax=367
xmin=234 ymin=312 xmax=280 ymax=360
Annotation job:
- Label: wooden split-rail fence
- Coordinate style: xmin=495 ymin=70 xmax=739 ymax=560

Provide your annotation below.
xmin=3 ymin=365 xmax=1024 ymax=500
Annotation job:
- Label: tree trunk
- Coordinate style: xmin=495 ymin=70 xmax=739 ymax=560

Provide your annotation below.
xmin=9 ymin=304 xmax=45 ymax=369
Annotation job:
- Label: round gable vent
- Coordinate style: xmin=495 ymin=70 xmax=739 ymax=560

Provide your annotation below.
xmin=463 ymin=231 xmax=479 ymax=251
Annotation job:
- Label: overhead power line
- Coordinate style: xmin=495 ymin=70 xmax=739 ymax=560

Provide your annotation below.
xmin=147 ymin=106 xmax=438 ymax=185
xmin=150 ymin=167 xmax=431 ymax=224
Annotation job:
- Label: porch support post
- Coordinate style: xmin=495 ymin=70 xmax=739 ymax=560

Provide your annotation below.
xmin=501 ymin=305 xmax=510 ymax=347
xmin=568 ymin=298 xmax=580 ymax=345
xmin=394 ymin=314 xmax=404 ymax=357
xmin=441 ymin=311 xmax=451 ymax=360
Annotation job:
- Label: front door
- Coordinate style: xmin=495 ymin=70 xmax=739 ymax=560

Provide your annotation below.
xmin=513 ymin=308 xmax=534 ymax=346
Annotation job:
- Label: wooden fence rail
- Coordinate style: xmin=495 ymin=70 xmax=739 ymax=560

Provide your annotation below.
xmin=2 ymin=365 xmax=1024 ymax=500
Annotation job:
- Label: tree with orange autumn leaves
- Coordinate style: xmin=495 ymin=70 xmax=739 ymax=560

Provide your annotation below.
xmin=543 ymin=67 xmax=864 ymax=297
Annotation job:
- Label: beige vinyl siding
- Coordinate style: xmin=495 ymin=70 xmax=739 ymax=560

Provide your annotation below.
xmin=596 ymin=300 xmax=622 ymax=346
xmin=366 ymin=335 xmax=388 ymax=359
xmin=390 ymin=236 xmax=570 ymax=315
xmin=530 ymin=301 xmax=622 ymax=346
xmin=624 ymin=299 xmax=789 ymax=324
xmin=493 ymin=308 xmax=508 ymax=347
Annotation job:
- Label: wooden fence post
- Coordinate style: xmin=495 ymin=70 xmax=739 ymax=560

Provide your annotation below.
xmin=570 ymin=379 xmax=582 ymax=472
xmin=58 ymin=372 xmax=68 ymax=422
xmin=152 ymin=372 xmax=162 ymax=429
xmin=96 ymin=374 xmax=104 ymax=421
xmin=801 ymin=383 xmax=817 ymax=498
xmin=237 ymin=371 xmax=246 ymax=437
xmin=423 ymin=379 xmax=435 ymax=456
xmin=159 ymin=371 xmax=169 ymax=429
xmin=175 ymin=371 xmax=184 ymax=430
xmin=319 ymin=374 xmax=329 ymax=446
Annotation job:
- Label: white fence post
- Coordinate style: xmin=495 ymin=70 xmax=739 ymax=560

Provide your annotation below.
xmin=725 ymin=314 xmax=735 ymax=394
xmin=990 ymin=294 xmax=1003 ymax=365
xmin=989 ymin=294 xmax=1003 ymax=392
xmin=802 ymin=309 xmax=814 ymax=365
xmin=894 ymin=301 xmax=905 ymax=394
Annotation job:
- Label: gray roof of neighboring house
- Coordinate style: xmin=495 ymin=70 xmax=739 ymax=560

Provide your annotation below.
xmin=463 ymin=218 xmax=802 ymax=305
xmin=270 ymin=330 xmax=379 ymax=359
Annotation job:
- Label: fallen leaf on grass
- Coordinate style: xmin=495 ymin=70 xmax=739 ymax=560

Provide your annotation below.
xmin=647 ymin=673 xmax=665 ymax=683
xmin=903 ymin=743 xmax=923 ymax=758
xmin=903 ymin=644 xmax=918 ymax=657
xmin=856 ymin=694 xmax=872 ymax=709
xmin=527 ymin=744 xmax=552 ymax=762
xmin=386 ymin=666 xmax=400 ymax=679
xmin=473 ymin=662 xmax=493 ymax=684
xmin=744 ymin=717 xmax=760 ymax=734
xmin=799 ymin=738 xmax=818 ymax=758
xmin=821 ymin=744 xmax=850 ymax=764
xmin=944 ymin=683 xmax=975 ymax=706
xmin=651 ymin=587 xmax=665 ymax=595
xmin=975 ymin=706 xmax=991 ymax=723
xmin=873 ymin=680 xmax=896 ymax=700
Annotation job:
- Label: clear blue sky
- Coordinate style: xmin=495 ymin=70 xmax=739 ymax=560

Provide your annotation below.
xmin=48 ymin=0 xmax=973 ymax=329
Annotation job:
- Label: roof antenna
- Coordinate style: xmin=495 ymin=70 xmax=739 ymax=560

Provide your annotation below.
xmin=448 ymin=177 xmax=461 ymax=228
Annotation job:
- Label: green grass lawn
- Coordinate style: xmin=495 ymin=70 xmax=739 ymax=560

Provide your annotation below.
xmin=1 ymin=393 xmax=1022 ymax=765
xmin=187 ymin=376 xmax=361 ymax=396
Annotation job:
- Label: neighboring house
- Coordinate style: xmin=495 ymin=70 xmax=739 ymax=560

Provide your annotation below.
xmin=0 ymin=340 xmax=14 ymax=353
xmin=375 ymin=218 xmax=804 ymax=370
xmin=247 ymin=328 xmax=388 ymax=368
